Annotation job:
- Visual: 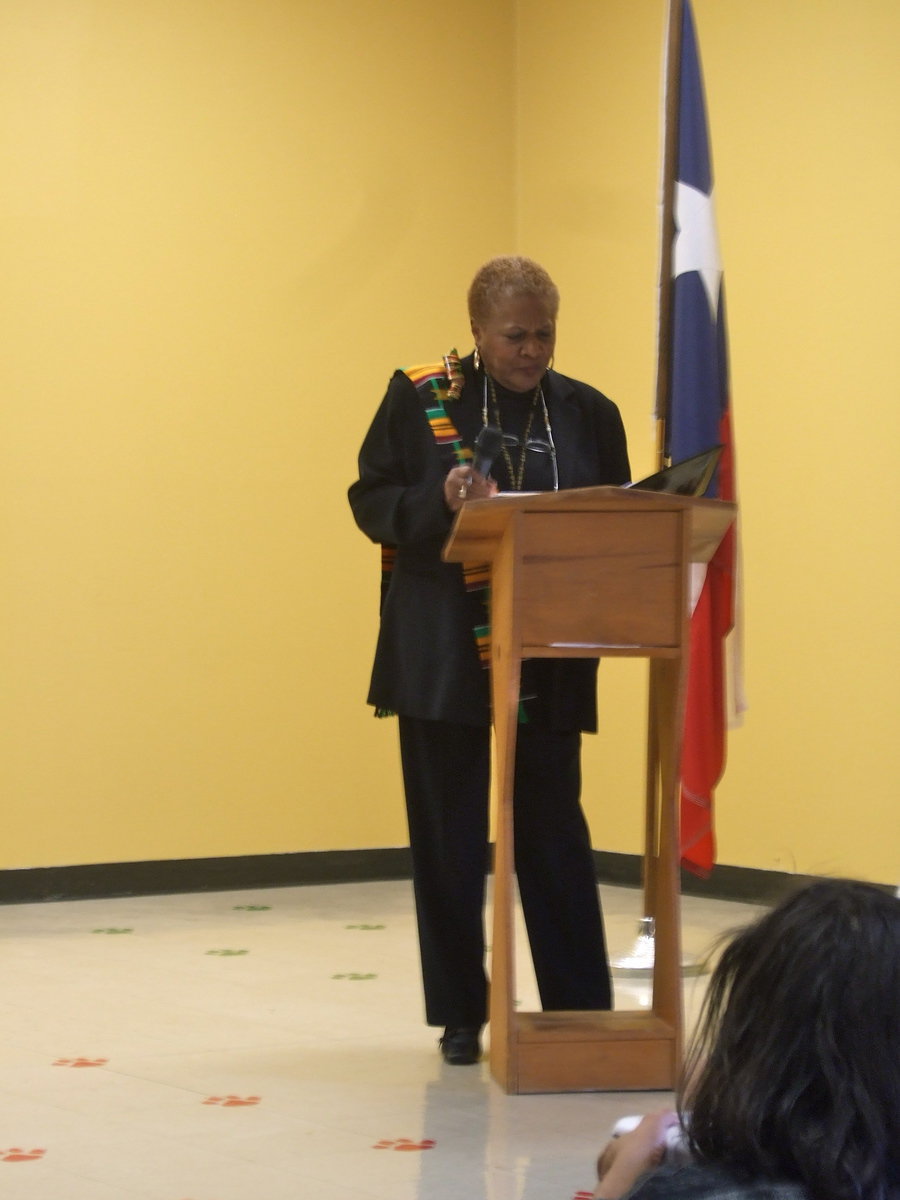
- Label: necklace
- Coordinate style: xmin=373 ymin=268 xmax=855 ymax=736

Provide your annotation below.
xmin=483 ymin=375 xmax=551 ymax=491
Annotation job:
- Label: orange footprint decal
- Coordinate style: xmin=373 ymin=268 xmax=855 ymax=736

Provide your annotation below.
xmin=1 ymin=1148 xmax=46 ymax=1162
xmin=372 ymin=1137 xmax=436 ymax=1151
xmin=202 ymin=1095 xmax=262 ymax=1107
xmin=53 ymin=1057 xmax=109 ymax=1068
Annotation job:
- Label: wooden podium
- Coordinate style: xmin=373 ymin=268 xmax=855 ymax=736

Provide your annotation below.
xmin=443 ymin=485 xmax=735 ymax=1094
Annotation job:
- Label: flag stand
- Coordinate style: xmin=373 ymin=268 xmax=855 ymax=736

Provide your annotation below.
xmin=613 ymin=917 xmax=707 ymax=979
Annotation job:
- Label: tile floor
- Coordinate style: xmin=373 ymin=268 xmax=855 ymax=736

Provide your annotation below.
xmin=0 ymin=878 xmax=765 ymax=1199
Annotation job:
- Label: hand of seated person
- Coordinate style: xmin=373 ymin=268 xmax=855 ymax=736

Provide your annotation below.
xmin=593 ymin=1110 xmax=680 ymax=1200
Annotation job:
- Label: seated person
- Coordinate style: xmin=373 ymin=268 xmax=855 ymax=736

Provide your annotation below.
xmin=593 ymin=879 xmax=900 ymax=1200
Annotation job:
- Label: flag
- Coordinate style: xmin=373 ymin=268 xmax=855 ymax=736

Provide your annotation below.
xmin=660 ymin=0 xmax=744 ymax=875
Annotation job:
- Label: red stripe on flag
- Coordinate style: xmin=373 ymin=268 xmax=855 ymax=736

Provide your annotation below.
xmin=680 ymin=408 xmax=736 ymax=875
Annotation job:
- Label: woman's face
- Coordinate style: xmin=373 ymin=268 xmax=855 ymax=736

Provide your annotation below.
xmin=471 ymin=293 xmax=556 ymax=393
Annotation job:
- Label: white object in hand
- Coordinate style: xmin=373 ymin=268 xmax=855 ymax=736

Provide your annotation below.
xmin=611 ymin=1115 xmax=693 ymax=1166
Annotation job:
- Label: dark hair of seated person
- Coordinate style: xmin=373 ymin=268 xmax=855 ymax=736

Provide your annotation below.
xmin=681 ymin=879 xmax=900 ymax=1200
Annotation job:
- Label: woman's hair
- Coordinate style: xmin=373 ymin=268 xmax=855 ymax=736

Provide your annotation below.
xmin=467 ymin=256 xmax=560 ymax=324
xmin=682 ymin=879 xmax=900 ymax=1200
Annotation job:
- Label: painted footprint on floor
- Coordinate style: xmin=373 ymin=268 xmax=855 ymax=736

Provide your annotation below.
xmin=52 ymin=1057 xmax=109 ymax=1067
xmin=1 ymin=1148 xmax=46 ymax=1162
xmin=372 ymin=1138 xmax=436 ymax=1151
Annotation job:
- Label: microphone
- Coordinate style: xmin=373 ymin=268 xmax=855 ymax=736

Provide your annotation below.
xmin=472 ymin=425 xmax=503 ymax=478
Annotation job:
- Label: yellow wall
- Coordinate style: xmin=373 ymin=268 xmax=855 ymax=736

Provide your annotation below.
xmin=518 ymin=0 xmax=900 ymax=882
xmin=2 ymin=1 xmax=898 ymax=883
xmin=1 ymin=0 xmax=515 ymax=865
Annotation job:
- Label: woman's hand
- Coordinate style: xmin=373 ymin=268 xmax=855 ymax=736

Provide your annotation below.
xmin=443 ymin=464 xmax=498 ymax=513
xmin=593 ymin=1111 xmax=680 ymax=1200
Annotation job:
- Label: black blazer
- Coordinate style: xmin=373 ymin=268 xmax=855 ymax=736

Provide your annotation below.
xmin=349 ymin=354 xmax=631 ymax=728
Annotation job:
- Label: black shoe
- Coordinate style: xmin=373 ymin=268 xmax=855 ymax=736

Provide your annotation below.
xmin=439 ymin=1026 xmax=482 ymax=1065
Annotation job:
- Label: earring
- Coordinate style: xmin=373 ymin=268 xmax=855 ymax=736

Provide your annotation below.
xmin=473 ymin=347 xmax=481 ymax=372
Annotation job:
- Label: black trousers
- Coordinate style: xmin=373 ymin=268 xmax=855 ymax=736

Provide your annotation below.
xmin=398 ymin=715 xmax=612 ymax=1029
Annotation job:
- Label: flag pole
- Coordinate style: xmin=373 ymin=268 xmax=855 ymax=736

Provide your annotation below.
xmin=616 ymin=0 xmax=686 ymax=979
xmin=653 ymin=0 xmax=684 ymax=470
xmin=645 ymin=0 xmax=684 ymax=938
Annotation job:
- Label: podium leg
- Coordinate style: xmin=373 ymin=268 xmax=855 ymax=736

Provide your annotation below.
xmin=644 ymin=673 xmax=661 ymax=920
xmin=647 ymin=657 xmax=684 ymax=1038
xmin=486 ymin=517 xmax=523 ymax=1092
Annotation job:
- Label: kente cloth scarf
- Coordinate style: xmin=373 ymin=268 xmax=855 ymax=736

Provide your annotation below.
xmin=375 ymin=351 xmax=490 ymax=719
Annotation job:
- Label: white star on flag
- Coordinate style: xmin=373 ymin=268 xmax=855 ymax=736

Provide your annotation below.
xmin=673 ymin=181 xmax=722 ymax=320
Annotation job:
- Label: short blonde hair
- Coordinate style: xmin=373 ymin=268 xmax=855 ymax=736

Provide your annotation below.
xmin=467 ymin=256 xmax=560 ymax=324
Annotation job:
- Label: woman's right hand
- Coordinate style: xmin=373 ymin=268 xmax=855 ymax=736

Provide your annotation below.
xmin=443 ymin=464 xmax=498 ymax=513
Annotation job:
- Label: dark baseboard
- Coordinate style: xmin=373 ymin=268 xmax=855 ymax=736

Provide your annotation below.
xmin=591 ymin=851 xmax=860 ymax=906
xmin=0 ymin=848 xmax=414 ymax=905
xmin=0 ymin=848 xmax=889 ymax=907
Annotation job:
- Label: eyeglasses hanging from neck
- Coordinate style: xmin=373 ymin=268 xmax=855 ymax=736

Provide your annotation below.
xmin=481 ymin=375 xmax=558 ymax=492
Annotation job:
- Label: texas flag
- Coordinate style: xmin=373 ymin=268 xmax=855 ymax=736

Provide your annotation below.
xmin=664 ymin=0 xmax=744 ymax=875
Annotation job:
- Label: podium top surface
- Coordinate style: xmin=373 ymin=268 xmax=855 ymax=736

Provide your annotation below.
xmin=443 ymin=485 xmax=736 ymax=566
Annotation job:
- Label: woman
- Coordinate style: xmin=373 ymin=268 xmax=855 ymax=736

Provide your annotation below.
xmin=592 ymin=879 xmax=900 ymax=1200
xmin=349 ymin=256 xmax=630 ymax=1065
